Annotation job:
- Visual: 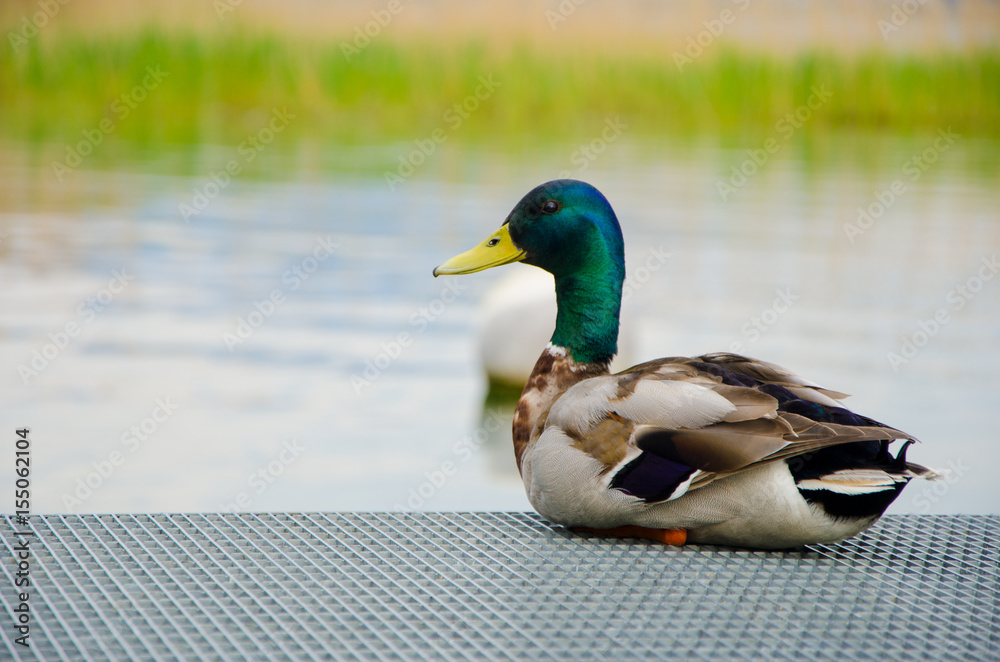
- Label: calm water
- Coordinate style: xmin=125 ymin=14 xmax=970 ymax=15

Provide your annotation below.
xmin=1 ymin=135 xmax=998 ymax=516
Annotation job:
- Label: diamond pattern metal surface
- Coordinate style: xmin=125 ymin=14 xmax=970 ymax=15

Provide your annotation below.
xmin=1 ymin=514 xmax=997 ymax=661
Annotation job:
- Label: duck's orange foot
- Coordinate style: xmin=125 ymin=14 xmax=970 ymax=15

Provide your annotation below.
xmin=574 ymin=525 xmax=687 ymax=546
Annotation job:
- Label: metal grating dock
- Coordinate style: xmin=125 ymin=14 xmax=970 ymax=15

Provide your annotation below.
xmin=1 ymin=513 xmax=998 ymax=661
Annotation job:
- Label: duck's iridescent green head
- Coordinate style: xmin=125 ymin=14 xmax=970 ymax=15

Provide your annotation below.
xmin=434 ymin=180 xmax=626 ymax=366
xmin=433 ymin=179 xmax=625 ymax=279
xmin=506 ymin=180 xmax=625 ymax=278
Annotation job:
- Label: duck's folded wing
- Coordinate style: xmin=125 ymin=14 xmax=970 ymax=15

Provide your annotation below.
xmin=546 ymin=357 xmax=915 ymax=504
xmin=619 ymin=413 xmax=912 ymax=501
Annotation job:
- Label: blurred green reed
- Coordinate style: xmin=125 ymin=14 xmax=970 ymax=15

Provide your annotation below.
xmin=2 ymin=29 xmax=998 ymax=148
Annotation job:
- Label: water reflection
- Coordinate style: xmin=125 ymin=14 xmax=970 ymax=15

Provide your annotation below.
xmin=0 ymin=135 xmax=997 ymax=516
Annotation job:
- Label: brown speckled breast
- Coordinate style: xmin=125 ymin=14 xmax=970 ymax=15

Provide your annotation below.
xmin=512 ymin=346 xmax=609 ymax=473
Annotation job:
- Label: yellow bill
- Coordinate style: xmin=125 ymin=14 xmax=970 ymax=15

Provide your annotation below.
xmin=433 ymin=225 xmax=526 ymax=276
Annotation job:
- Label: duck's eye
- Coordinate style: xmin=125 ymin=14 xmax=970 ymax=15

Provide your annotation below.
xmin=486 ymin=237 xmax=500 ymax=247
xmin=541 ymin=200 xmax=561 ymax=214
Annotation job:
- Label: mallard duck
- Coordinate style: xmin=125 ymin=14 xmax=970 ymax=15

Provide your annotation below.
xmin=434 ymin=179 xmax=937 ymax=549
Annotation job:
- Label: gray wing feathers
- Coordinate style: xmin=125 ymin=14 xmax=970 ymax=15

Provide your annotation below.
xmin=545 ymin=355 xmax=917 ymax=490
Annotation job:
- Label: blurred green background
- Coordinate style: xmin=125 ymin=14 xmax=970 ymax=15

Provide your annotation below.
xmin=3 ymin=0 xmax=999 ymax=154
